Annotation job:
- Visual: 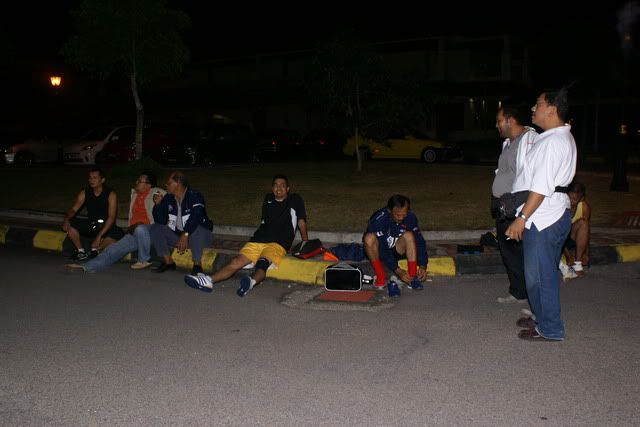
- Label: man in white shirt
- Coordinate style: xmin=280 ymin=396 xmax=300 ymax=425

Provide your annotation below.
xmin=506 ymin=88 xmax=577 ymax=341
xmin=492 ymin=104 xmax=537 ymax=304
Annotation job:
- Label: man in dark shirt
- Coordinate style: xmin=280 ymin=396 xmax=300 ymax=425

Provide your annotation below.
xmin=364 ymin=194 xmax=428 ymax=294
xmin=61 ymin=167 xmax=123 ymax=261
xmin=184 ymin=174 xmax=308 ymax=297
xmin=150 ymin=171 xmax=214 ymax=275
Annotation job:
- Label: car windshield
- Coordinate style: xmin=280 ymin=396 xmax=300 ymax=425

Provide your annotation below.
xmin=80 ymin=127 xmax=113 ymax=141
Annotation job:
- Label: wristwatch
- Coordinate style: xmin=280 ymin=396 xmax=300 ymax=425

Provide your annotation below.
xmin=517 ymin=212 xmax=527 ymax=221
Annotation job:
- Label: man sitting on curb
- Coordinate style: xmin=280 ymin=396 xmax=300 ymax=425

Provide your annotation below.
xmin=183 ymin=174 xmax=308 ymax=297
xmin=150 ymin=171 xmax=213 ymax=275
xmin=62 ymin=167 xmax=123 ymax=261
xmin=364 ymin=194 xmax=428 ymax=296
xmin=65 ymin=172 xmax=165 ymax=272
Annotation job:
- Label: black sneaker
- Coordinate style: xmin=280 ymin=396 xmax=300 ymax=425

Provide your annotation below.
xmin=153 ymin=262 xmax=177 ymax=273
xmin=87 ymin=249 xmax=99 ymax=260
xmin=72 ymin=250 xmax=88 ymax=261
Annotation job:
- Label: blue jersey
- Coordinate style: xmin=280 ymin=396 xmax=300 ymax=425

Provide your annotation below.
xmin=366 ymin=208 xmax=428 ymax=271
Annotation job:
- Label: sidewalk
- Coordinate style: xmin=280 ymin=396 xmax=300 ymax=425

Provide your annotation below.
xmin=1 ymin=208 xmax=640 ymax=286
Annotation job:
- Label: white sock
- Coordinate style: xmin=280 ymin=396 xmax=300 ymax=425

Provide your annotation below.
xmin=77 ymin=248 xmax=86 ymax=253
xmin=249 ymin=278 xmax=257 ymax=289
xmin=573 ymin=261 xmax=583 ymax=272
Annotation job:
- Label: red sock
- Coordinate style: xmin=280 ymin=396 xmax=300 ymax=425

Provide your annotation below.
xmin=371 ymin=259 xmax=385 ymax=286
xmin=408 ymin=261 xmax=417 ymax=277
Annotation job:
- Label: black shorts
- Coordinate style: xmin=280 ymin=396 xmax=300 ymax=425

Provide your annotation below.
xmin=392 ymin=247 xmax=405 ymax=260
xmin=69 ymin=218 xmax=124 ymax=240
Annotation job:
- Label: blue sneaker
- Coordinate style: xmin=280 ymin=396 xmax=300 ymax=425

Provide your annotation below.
xmin=388 ymin=280 xmax=401 ymax=298
xmin=184 ymin=273 xmax=213 ymax=293
xmin=408 ymin=277 xmax=424 ymax=290
xmin=237 ymin=276 xmax=253 ymax=297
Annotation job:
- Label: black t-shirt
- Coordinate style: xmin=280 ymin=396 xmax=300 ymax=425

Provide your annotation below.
xmin=250 ymin=193 xmax=306 ymax=250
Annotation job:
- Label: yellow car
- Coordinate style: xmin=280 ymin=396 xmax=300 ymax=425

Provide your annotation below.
xmin=343 ymin=132 xmax=461 ymax=163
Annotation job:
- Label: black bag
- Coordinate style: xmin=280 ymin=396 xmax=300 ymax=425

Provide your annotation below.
xmin=291 ymin=239 xmax=324 ymax=259
xmin=497 ymin=191 xmax=529 ymax=220
xmin=324 ymin=262 xmax=363 ymax=292
xmin=497 ymin=186 xmax=569 ymax=220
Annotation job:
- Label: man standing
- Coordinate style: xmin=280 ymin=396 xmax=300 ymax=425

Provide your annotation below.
xmin=364 ymin=194 xmax=428 ymax=296
xmin=150 ymin=171 xmax=214 ymax=275
xmin=183 ymin=174 xmax=308 ymax=297
xmin=506 ymin=88 xmax=577 ymax=341
xmin=65 ymin=172 xmax=165 ymax=272
xmin=492 ymin=104 xmax=538 ymax=304
xmin=62 ymin=167 xmax=123 ymax=260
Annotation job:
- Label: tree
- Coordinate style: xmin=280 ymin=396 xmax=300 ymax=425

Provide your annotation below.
xmin=0 ymin=25 xmax=15 ymax=68
xmin=307 ymin=30 xmax=399 ymax=172
xmin=62 ymin=0 xmax=190 ymax=160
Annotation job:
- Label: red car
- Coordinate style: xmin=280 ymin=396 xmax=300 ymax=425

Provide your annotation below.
xmin=96 ymin=127 xmax=177 ymax=164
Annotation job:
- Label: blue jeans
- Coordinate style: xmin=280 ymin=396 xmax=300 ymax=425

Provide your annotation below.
xmin=150 ymin=224 xmax=213 ymax=262
xmin=523 ymin=210 xmax=571 ymax=340
xmin=83 ymin=224 xmax=151 ymax=272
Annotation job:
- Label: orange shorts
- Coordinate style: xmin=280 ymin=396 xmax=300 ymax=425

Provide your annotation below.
xmin=239 ymin=242 xmax=287 ymax=266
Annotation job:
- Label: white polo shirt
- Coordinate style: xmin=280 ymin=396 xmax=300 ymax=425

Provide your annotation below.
xmin=511 ymin=126 xmax=539 ymax=193
xmin=517 ymin=124 xmax=577 ymax=231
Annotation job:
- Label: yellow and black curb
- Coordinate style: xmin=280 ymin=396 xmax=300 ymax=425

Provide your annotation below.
xmin=1 ymin=224 xmax=639 ymax=285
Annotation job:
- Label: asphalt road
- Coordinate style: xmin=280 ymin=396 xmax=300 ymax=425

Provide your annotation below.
xmin=1 ymin=246 xmax=639 ymax=426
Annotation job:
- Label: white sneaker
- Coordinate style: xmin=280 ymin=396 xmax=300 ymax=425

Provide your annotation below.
xmin=563 ymin=267 xmax=578 ymax=280
xmin=497 ymin=294 xmax=527 ymax=304
xmin=131 ymin=261 xmax=153 ymax=270
xmin=183 ymin=273 xmax=213 ymax=293
xmin=521 ymin=308 xmax=536 ymax=321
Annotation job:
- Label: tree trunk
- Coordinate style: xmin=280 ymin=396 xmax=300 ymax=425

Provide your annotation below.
xmin=355 ymin=126 xmax=362 ymax=172
xmin=130 ymin=73 xmax=144 ymax=160
xmin=355 ymin=80 xmax=362 ymax=172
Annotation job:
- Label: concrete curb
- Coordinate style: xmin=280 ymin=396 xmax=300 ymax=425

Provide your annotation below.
xmin=0 ymin=208 xmax=490 ymax=242
xmin=3 ymin=222 xmax=640 ymax=286
xmin=0 ymin=222 xmax=458 ymax=283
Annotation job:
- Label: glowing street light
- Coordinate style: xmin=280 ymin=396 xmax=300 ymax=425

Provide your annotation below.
xmin=49 ymin=75 xmax=62 ymax=87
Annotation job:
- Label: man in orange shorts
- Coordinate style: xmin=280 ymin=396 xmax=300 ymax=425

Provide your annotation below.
xmin=183 ymin=174 xmax=308 ymax=297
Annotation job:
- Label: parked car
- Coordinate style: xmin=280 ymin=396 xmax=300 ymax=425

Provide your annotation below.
xmin=2 ymin=127 xmax=79 ymax=166
xmin=302 ymin=129 xmax=346 ymax=158
xmin=160 ymin=124 xmax=257 ymax=166
xmin=95 ymin=127 xmax=174 ymax=164
xmin=253 ymin=128 xmax=302 ymax=161
xmin=343 ymin=129 xmax=462 ymax=163
xmin=63 ymin=126 xmax=134 ymax=165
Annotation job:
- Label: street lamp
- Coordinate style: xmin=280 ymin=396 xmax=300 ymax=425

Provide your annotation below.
xmin=49 ymin=75 xmax=62 ymax=88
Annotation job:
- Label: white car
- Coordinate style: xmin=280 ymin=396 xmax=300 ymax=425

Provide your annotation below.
xmin=63 ymin=126 xmax=134 ymax=165
xmin=3 ymin=136 xmax=62 ymax=165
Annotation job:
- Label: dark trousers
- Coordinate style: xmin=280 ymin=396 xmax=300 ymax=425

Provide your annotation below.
xmin=496 ymin=218 xmax=527 ymax=300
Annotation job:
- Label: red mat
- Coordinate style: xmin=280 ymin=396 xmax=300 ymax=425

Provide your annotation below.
xmin=316 ymin=290 xmax=376 ymax=302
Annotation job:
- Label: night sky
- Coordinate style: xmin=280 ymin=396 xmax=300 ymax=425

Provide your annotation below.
xmin=1 ymin=2 xmax=630 ymax=63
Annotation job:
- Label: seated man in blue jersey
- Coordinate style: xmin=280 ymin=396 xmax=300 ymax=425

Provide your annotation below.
xmin=150 ymin=171 xmax=214 ymax=275
xmin=183 ymin=174 xmax=308 ymax=297
xmin=364 ymin=194 xmax=428 ymax=295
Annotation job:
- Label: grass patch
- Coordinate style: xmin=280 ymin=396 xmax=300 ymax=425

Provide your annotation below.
xmin=1 ymin=161 xmax=639 ymax=232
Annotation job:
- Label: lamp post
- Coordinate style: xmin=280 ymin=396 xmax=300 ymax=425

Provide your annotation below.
xmin=610 ymin=2 xmax=638 ymax=192
xmin=49 ymin=75 xmax=62 ymax=88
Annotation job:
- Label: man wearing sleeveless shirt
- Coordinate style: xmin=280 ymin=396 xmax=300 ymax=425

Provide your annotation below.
xmin=183 ymin=174 xmax=308 ymax=297
xmin=62 ymin=167 xmax=123 ymax=261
